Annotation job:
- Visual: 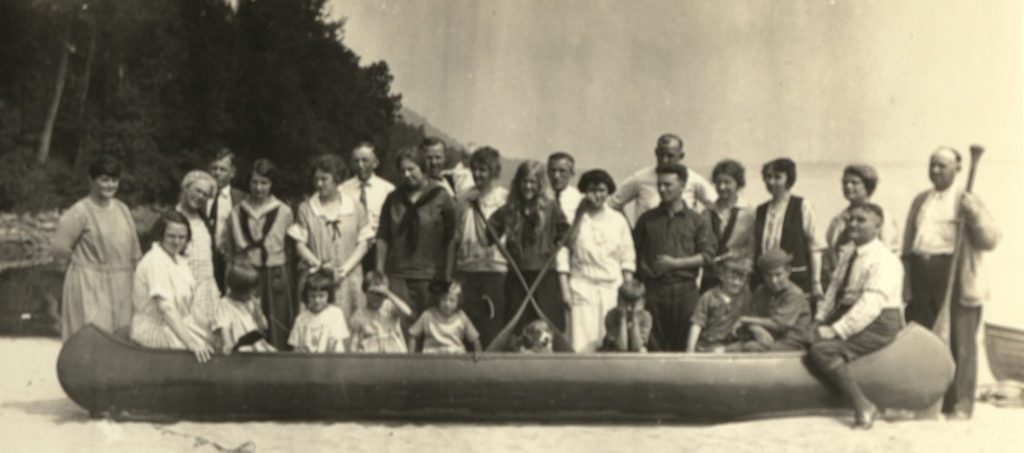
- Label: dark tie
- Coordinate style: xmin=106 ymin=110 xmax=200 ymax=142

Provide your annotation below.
xmin=716 ymin=207 xmax=739 ymax=256
xmin=829 ymin=248 xmax=859 ymax=321
xmin=359 ymin=181 xmax=368 ymax=209
xmin=208 ymin=194 xmax=220 ymax=233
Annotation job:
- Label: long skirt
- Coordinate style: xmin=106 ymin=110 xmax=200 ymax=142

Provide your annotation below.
xmin=568 ymin=276 xmax=621 ymax=353
xmin=457 ymin=271 xmax=507 ymax=348
xmin=258 ymin=265 xmax=295 ymax=350
xmin=505 ymin=270 xmax=566 ymax=333
xmin=61 ymin=262 xmax=134 ymax=340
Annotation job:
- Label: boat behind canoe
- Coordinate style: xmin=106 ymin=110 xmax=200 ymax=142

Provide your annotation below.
xmin=985 ymin=322 xmax=1024 ymax=382
xmin=58 ymin=324 xmax=954 ymax=422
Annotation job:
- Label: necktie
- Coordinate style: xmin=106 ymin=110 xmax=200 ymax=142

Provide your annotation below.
xmin=209 ymin=194 xmax=220 ymax=233
xmin=832 ymin=248 xmax=859 ymax=316
xmin=359 ymin=181 xmax=368 ymax=209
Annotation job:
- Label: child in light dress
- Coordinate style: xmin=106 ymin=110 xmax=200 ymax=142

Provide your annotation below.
xmin=408 ymin=281 xmax=483 ymax=357
xmin=288 ymin=271 xmax=350 ymax=353
xmin=212 ymin=263 xmax=275 ymax=353
xmin=349 ymin=271 xmax=414 ymax=353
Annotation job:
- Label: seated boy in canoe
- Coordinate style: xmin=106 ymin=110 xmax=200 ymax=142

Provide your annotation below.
xmin=685 ymin=256 xmax=752 ymax=353
xmin=731 ymin=249 xmax=812 ymax=352
xmin=600 ymin=280 xmax=653 ymax=352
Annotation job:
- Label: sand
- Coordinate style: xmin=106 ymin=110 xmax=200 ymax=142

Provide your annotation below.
xmin=1 ymin=337 xmax=1022 ymax=452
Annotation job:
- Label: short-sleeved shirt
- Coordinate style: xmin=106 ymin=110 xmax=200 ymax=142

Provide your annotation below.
xmin=602 ymin=307 xmax=653 ymax=350
xmin=749 ymin=280 xmax=813 ymax=342
xmin=691 ymin=287 xmax=751 ymax=343
xmin=288 ymin=305 xmax=350 ymax=353
xmin=130 ymin=245 xmax=201 ymax=349
xmin=288 ymin=192 xmax=373 ymax=270
xmin=410 ymin=308 xmax=480 ymax=354
xmin=377 ymin=183 xmax=455 ymax=279
xmin=633 ymin=202 xmax=717 ymax=282
xmin=349 ymin=300 xmax=407 ymax=353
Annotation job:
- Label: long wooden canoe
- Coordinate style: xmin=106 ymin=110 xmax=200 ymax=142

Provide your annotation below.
xmin=58 ymin=323 xmax=954 ymax=422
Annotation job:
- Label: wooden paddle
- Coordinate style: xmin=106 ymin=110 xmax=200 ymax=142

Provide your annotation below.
xmin=471 ymin=200 xmax=582 ymax=352
xmin=932 ymin=145 xmax=984 ymax=343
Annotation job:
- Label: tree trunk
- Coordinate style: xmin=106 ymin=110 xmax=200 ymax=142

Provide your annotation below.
xmin=78 ymin=16 xmax=96 ymax=116
xmin=37 ymin=41 xmax=73 ymax=165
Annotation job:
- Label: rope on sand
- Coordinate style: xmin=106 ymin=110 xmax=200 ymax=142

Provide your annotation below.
xmin=154 ymin=425 xmax=256 ymax=453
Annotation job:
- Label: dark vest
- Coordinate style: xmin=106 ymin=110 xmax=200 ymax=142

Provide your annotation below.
xmin=754 ymin=196 xmax=811 ymax=274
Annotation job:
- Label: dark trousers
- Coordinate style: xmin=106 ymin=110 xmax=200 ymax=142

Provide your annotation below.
xmin=905 ymin=253 xmax=979 ymax=415
xmin=457 ymin=271 xmax=507 ymax=348
xmin=645 ymin=279 xmax=700 ymax=352
xmin=505 ymin=270 xmax=565 ymax=333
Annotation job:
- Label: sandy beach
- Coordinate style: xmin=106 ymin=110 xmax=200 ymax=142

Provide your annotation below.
xmin=2 ymin=337 xmax=1021 ymax=453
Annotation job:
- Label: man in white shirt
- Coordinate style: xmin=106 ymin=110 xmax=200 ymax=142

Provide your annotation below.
xmin=339 ymin=143 xmax=396 ymax=272
xmin=607 ymin=133 xmax=714 ymax=221
xmin=809 ymin=203 xmax=903 ymax=430
xmin=547 ymin=151 xmax=584 ymax=221
xmin=207 ymin=148 xmax=246 ymax=294
xmin=901 ymin=146 xmax=1000 ymax=419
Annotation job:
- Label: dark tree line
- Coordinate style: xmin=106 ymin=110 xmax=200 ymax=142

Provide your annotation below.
xmin=0 ymin=0 xmax=428 ymax=211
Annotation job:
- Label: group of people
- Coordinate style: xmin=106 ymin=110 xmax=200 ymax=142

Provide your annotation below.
xmin=52 ymin=133 xmax=1000 ymax=429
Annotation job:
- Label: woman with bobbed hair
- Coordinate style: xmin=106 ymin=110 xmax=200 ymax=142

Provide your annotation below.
xmin=824 ymin=164 xmax=901 ymax=279
xmin=376 ymin=147 xmax=457 ymax=329
xmin=485 ymin=160 xmax=570 ymax=333
xmin=455 ymin=146 xmax=509 ymax=346
xmin=289 ymin=153 xmax=373 ymax=321
xmin=130 ymin=210 xmax=215 ymax=362
xmin=700 ymin=159 xmax=756 ymax=293
xmin=752 ymin=158 xmax=826 ymax=308
xmin=53 ymin=155 xmax=142 ymax=340
xmin=566 ymin=169 xmax=635 ymax=352
xmin=227 ymin=158 xmax=295 ymax=349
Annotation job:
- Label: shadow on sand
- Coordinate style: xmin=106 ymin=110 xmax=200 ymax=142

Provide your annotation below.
xmin=1 ymin=397 xmax=91 ymax=424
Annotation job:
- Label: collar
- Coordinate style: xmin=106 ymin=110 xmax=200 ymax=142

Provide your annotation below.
xmin=659 ymin=199 xmax=689 ymax=216
xmin=853 ymin=237 xmax=883 ymax=254
xmin=309 ymin=192 xmax=353 ymax=220
xmin=241 ymin=196 xmax=283 ymax=218
xmin=769 ymin=192 xmax=792 ymax=208
xmin=219 ymin=185 xmax=232 ymax=198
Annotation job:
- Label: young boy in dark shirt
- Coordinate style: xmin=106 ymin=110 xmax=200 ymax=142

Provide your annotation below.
xmin=686 ymin=256 xmax=752 ymax=352
xmin=733 ymin=249 xmax=813 ymax=352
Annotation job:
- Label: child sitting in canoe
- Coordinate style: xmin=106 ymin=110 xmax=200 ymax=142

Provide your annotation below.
xmin=407 ymin=280 xmax=483 ymax=357
xmin=288 ymin=270 xmax=350 ymax=353
xmin=686 ymin=256 xmax=753 ymax=353
xmin=349 ymin=271 xmax=414 ymax=353
xmin=599 ymin=280 xmax=653 ymax=352
xmin=212 ymin=263 xmax=275 ymax=353
xmin=731 ymin=249 xmax=813 ymax=352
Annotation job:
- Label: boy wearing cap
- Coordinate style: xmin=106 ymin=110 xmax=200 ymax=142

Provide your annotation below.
xmin=686 ymin=256 xmax=753 ymax=352
xmin=600 ymin=280 xmax=653 ymax=352
xmin=733 ymin=249 xmax=813 ymax=351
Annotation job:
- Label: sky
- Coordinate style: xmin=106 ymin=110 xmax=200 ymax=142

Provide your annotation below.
xmin=328 ymin=0 xmax=1022 ymax=176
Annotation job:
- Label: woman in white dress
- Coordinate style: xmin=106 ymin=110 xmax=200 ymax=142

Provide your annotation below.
xmin=567 ymin=169 xmax=636 ymax=353
xmin=130 ymin=210 xmax=215 ymax=362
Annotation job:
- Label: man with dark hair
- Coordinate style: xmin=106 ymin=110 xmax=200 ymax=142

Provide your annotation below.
xmin=632 ymin=163 xmax=716 ymax=351
xmin=810 ymin=203 xmax=903 ymax=429
xmin=207 ymin=147 xmax=247 ymax=294
xmin=902 ymin=146 xmax=1000 ymax=419
xmin=609 ymin=134 xmax=714 ymax=220
xmin=547 ymin=151 xmax=583 ymax=220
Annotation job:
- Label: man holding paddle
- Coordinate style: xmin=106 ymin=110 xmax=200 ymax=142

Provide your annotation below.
xmin=903 ymin=146 xmax=1000 ymax=420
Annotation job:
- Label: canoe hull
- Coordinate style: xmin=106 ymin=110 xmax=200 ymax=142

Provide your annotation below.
xmin=57 ymin=324 xmax=954 ymax=422
xmin=985 ymin=322 xmax=1024 ymax=382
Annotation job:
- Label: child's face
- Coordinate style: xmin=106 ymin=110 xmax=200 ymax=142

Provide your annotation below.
xmin=762 ymin=266 xmax=791 ymax=293
xmin=306 ymin=289 xmax=330 ymax=314
xmin=720 ymin=268 xmax=748 ymax=294
xmin=365 ymin=290 xmax=386 ymax=310
xmin=437 ymin=292 xmax=459 ymax=316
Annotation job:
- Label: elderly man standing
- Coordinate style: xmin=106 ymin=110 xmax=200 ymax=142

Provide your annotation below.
xmin=608 ymin=134 xmax=714 ymax=220
xmin=633 ymin=163 xmax=716 ymax=351
xmin=810 ymin=203 xmax=903 ymax=429
xmin=903 ymin=146 xmax=1000 ymax=419
xmin=340 ymin=142 xmax=396 ymax=272
xmin=547 ymin=151 xmax=584 ymax=221
xmin=207 ymin=148 xmax=247 ymax=294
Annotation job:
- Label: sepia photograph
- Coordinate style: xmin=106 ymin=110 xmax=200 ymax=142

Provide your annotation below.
xmin=1 ymin=0 xmax=1022 ymax=451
